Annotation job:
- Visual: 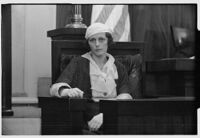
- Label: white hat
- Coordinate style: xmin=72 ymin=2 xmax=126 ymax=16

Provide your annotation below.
xmin=85 ymin=22 xmax=113 ymax=39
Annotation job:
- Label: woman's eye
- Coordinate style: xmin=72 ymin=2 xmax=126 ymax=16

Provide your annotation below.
xmin=89 ymin=38 xmax=96 ymax=43
xmin=99 ymin=38 xmax=106 ymax=42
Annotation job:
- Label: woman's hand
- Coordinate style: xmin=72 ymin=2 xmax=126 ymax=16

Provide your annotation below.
xmin=60 ymin=88 xmax=84 ymax=98
xmin=88 ymin=113 xmax=103 ymax=132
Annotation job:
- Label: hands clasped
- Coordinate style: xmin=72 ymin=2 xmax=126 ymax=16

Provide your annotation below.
xmin=60 ymin=88 xmax=84 ymax=98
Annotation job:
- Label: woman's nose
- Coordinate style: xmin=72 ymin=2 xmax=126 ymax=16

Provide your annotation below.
xmin=95 ymin=40 xmax=100 ymax=46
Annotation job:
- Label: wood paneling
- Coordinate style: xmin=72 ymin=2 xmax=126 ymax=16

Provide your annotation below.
xmin=100 ymin=98 xmax=197 ymax=134
xmin=129 ymin=4 xmax=196 ymax=60
xmin=56 ymin=4 xmax=196 ymax=60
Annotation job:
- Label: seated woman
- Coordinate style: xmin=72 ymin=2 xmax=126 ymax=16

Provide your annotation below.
xmin=50 ymin=22 xmax=132 ymax=133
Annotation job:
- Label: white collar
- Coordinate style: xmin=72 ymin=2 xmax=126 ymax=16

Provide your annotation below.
xmin=81 ymin=52 xmax=115 ymax=70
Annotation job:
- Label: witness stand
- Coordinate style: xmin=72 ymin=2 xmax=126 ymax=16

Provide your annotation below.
xmin=39 ymin=97 xmax=197 ymax=135
xmin=100 ymin=97 xmax=197 ymax=134
xmin=38 ymin=97 xmax=86 ymax=135
xmin=40 ymin=27 xmax=197 ymax=135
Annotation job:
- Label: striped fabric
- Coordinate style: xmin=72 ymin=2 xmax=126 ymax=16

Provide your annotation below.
xmin=91 ymin=5 xmax=131 ymax=42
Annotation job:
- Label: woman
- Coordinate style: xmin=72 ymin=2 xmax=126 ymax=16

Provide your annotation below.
xmin=50 ymin=22 xmax=132 ymax=133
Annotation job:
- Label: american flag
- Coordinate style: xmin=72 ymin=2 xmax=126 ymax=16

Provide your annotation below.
xmin=91 ymin=5 xmax=131 ymax=42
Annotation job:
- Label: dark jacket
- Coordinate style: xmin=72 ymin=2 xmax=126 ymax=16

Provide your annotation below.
xmin=56 ymin=56 xmax=130 ymax=98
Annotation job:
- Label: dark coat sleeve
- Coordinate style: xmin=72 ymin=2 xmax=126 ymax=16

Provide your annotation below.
xmin=56 ymin=57 xmax=78 ymax=86
xmin=115 ymin=61 xmax=130 ymax=95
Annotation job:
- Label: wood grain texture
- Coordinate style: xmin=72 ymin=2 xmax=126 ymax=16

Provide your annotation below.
xmin=56 ymin=4 xmax=196 ymax=61
xmin=100 ymin=99 xmax=197 ymax=134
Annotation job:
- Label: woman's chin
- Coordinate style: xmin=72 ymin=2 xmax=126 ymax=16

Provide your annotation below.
xmin=93 ymin=52 xmax=105 ymax=57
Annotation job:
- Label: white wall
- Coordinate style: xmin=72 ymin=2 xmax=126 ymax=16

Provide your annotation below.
xmin=12 ymin=5 xmax=56 ymax=97
xmin=12 ymin=5 xmax=26 ymax=96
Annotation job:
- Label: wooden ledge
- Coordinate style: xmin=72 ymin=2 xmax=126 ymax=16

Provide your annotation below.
xmin=12 ymin=97 xmax=38 ymax=106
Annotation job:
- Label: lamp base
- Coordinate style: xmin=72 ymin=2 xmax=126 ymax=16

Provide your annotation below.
xmin=65 ymin=22 xmax=87 ymax=28
xmin=65 ymin=14 xmax=87 ymax=28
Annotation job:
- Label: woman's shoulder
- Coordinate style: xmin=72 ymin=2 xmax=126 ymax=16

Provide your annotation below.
xmin=114 ymin=59 xmax=128 ymax=75
xmin=71 ymin=56 xmax=89 ymax=64
xmin=114 ymin=59 xmax=125 ymax=69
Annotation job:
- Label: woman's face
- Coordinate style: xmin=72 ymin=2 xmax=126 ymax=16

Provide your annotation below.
xmin=88 ymin=32 xmax=108 ymax=57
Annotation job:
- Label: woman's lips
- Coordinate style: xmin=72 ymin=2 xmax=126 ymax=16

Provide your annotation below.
xmin=95 ymin=49 xmax=102 ymax=52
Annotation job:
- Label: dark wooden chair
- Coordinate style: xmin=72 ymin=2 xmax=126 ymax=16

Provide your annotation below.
xmin=53 ymin=41 xmax=145 ymax=98
xmin=38 ymin=41 xmax=145 ymax=135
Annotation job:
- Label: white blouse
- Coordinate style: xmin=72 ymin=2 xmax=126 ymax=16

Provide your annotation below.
xmin=82 ymin=52 xmax=118 ymax=99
